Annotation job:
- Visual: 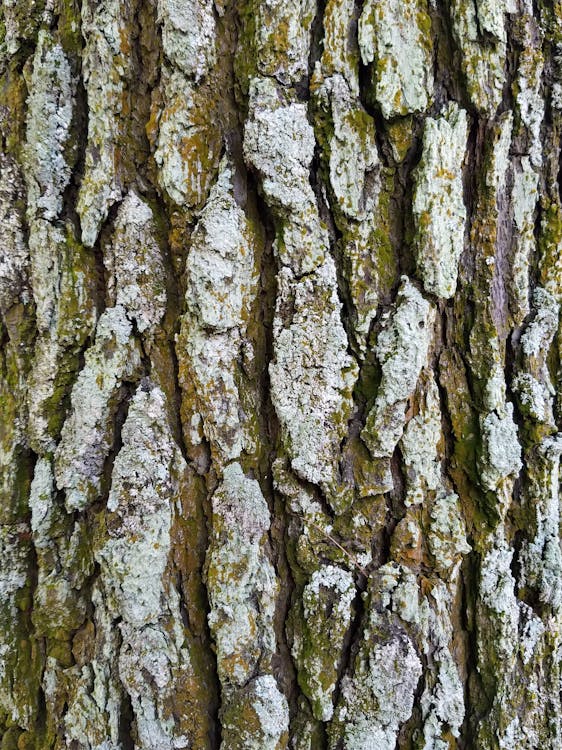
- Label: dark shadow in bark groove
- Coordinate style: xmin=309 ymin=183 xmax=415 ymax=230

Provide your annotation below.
xmin=252 ymin=174 xmax=303 ymax=720
xmin=332 ymin=582 xmax=365 ymax=718
xmin=117 ymin=688 xmax=135 ymax=750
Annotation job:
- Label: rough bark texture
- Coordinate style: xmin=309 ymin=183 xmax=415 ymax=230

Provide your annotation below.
xmin=1 ymin=1 xmax=562 ymax=748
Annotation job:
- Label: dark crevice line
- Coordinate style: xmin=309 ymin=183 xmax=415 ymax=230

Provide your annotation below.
xmin=307 ymin=0 xmax=328 ymax=90
xmin=250 ymin=169 xmax=304 ymax=725
xmin=460 ymin=551 xmax=490 ymax=748
xmin=117 ymin=686 xmax=135 ymax=750
xmin=230 ymin=1 xmax=341 ymax=733
xmin=93 ymin=378 xmax=137 ymax=516
xmin=456 ymin=561 xmax=475 ymax=750
xmin=431 ymin=0 xmax=457 ymax=109
xmin=501 ymin=11 xmax=519 ymax=119
xmin=130 ymin=0 xmax=159 ymax=190
xmin=304 ymin=0 xmax=364 ymax=365
xmin=141 ymin=144 xmax=221 ymax=750
xmin=11 ymin=9 xmax=91 ymax=742
xmin=330 ymin=582 xmax=364 ymax=716
xmin=60 ymin=6 xmax=87 ymax=248
xmin=462 ymin=111 xmax=481 ymax=274
xmin=313 ymin=153 xmax=361 ymax=364
xmin=435 ymin=342 xmax=461 ymax=485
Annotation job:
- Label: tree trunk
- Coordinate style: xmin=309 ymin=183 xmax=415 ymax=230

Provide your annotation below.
xmin=1 ymin=0 xmax=562 ymax=747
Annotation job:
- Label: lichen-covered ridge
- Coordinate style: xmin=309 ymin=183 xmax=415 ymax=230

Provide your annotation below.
xmin=1 ymin=0 xmax=562 ymax=748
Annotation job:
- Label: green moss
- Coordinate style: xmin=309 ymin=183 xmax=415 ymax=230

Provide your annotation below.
xmin=15 ymin=731 xmax=35 ymax=750
xmin=539 ymin=199 xmax=562 ymax=297
xmin=221 ymin=678 xmax=288 ymax=749
xmin=385 ymin=116 xmax=414 ymax=162
xmin=57 ymin=223 xmax=98 ymax=340
xmin=0 ymin=68 xmax=28 ymax=159
xmin=438 ymin=348 xmax=497 ymax=535
xmin=292 ymin=567 xmax=356 ymax=721
xmin=47 ymin=639 xmax=73 ymax=667
xmin=233 ymin=0 xmax=259 ymax=98
xmin=56 ymin=0 xmax=82 ymax=61
xmin=2 ymin=0 xmax=48 ymax=62
xmin=1 ymin=727 xmax=21 ymax=750
xmin=372 ymin=171 xmax=398 ymax=283
xmin=0 ymin=334 xmax=35 ymax=521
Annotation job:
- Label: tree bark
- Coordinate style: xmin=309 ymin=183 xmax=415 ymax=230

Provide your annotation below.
xmin=1 ymin=0 xmax=562 ymax=748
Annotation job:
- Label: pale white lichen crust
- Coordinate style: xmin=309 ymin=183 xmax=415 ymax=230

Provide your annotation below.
xmin=363 ymin=277 xmax=435 ymax=458
xmin=206 ymin=462 xmax=278 ymax=687
xmin=358 ymin=0 xmax=433 ymax=119
xmin=55 ymin=306 xmax=142 ymax=511
xmin=413 ymin=104 xmax=468 ymax=299
xmin=78 ymin=0 xmax=131 ymax=246
xmin=177 ymin=158 xmax=260 ymax=468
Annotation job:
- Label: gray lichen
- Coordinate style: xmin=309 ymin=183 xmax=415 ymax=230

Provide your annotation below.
xmin=270 ymin=261 xmax=358 ymax=513
xmin=153 ymin=69 xmax=221 ymax=209
xmin=183 ymin=161 xmax=257 ymax=333
xmin=520 ymin=287 xmax=559 ymax=362
xmin=320 ymin=75 xmax=380 ymax=223
xmin=30 ymin=458 xmax=91 ymax=637
xmin=428 ymin=492 xmax=471 ymax=576
xmin=400 ymin=372 xmax=442 ymax=505
xmin=206 ymin=462 xmax=278 ymax=689
xmin=78 ymin=0 xmax=133 ymax=246
xmin=105 ymin=191 xmax=167 ymax=335
xmin=313 ymin=43 xmax=390 ymax=354
xmin=510 ymin=158 xmax=539 ymax=324
xmin=363 ymin=277 xmax=435 ymax=461
xmin=244 ymin=76 xmax=326 ymax=276
xmin=0 ymin=155 xmax=29 ymax=315
xmin=0 ymin=0 xmax=53 ymax=59
xmin=513 ymin=287 xmax=559 ymax=428
xmin=50 ymin=583 xmax=122 ymax=748
xmin=26 ymin=242 xmax=98 ymax=455
xmin=206 ymin=463 xmax=289 ymax=748
xmin=320 ymin=0 xmax=361 ymax=94
xmin=513 ymin=2 xmax=544 ymax=170
xmin=448 ymin=0 xmax=515 ymax=115
xmin=273 ymin=459 xmax=375 ymax=575
xmin=331 ymin=634 xmax=422 ymax=749
xmin=97 ymin=382 xmax=182 ymax=626
xmin=255 ymin=0 xmax=315 ymax=85
xmin=24 ymin=30 xmax=75 ymax=223
xmin=158 ymin=0 xmax=216 ymax=81
xmin=152 ymin=0 xmax=220 ymax=210
xmin=24 ymin=30 xmax=75 ymax=330
xmin=221 ymin=675 xmax=289 ymax=750
xmin=54 ymin=306 xmax=142 ymax=511
xmin=412 ymin=104 xmax=468 ymax=299
xmin=96 ymin=380 xmax=201 ymax=749
xmin=0 ymin=522 xmax=35 ymax=729
xmin=419 ymin=582 xmax=466 ymax=748
xmin=3 ymin=0 xmax=562 ymax=746
xmin=245 ymin=76 xmax=358 ymax=512
xmin=177 ymin=158 xmax=260 ymax=468
xmin=478 ymin=404 xmax=522 ymax=492
xmin=23 ymin=30 xmax=99 ymax=456
xmin=329 ymin=567 xmax=423 ymax=749
xmin=358 ymin=0 xmax=433 ymax=118
xmin=519 ymin=436 xmax=562 ymax=610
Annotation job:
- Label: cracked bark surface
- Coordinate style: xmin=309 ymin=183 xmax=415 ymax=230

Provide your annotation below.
xmin=1 ymin=0 xmax=562 ymax=748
